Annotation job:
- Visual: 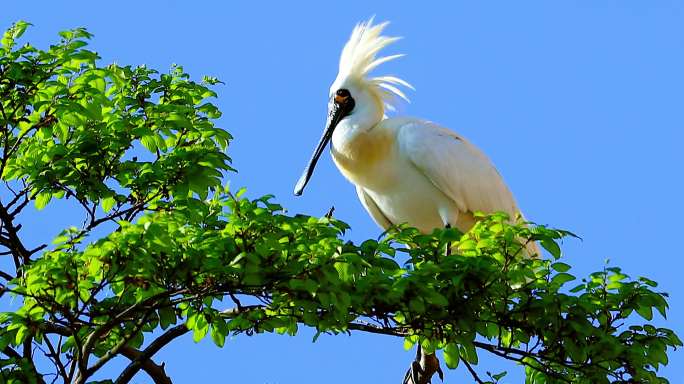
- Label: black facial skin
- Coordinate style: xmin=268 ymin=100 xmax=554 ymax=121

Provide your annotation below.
xmin=293 ymin=89 xmax=356 ymax=196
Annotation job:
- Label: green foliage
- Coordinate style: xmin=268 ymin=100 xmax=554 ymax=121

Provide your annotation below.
xmin=0 ymin=21 xmax=680 ymax=384
xmin=0 ymin=20 xmax=230 ymax=221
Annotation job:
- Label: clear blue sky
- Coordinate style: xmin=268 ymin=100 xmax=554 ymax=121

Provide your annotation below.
xmin=3 ymin=1 xmax=684 ymax=383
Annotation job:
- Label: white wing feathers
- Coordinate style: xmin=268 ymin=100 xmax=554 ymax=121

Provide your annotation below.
xmin=398 ymin=120 xmax=520 ymax=219
xmin=356 ymin=186 xmax=394 ymax=229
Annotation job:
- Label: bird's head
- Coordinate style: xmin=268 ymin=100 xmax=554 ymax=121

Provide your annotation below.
xmin=294 ymin=18 xmax=412 ymax=196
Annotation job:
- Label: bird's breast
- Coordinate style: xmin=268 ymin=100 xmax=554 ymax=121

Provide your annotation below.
xmin=331 ymin=127 xmax=396 ymax=190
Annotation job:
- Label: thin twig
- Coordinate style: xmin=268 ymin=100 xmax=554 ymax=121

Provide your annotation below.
xmin=463 ymin=359 xmax=485 ymax=384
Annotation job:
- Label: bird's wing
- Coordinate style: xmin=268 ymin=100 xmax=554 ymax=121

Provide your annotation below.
xmin=356 ymin=186 xmax=394 ymax=230
xmin=395 ymin=119 xmax=540 ymax=256
xmin=397 ymin=119 xmax=519 ymax=218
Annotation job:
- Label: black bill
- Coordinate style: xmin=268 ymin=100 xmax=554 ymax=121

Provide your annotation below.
xmin=293 ymin=94 xmax=354 ymax=196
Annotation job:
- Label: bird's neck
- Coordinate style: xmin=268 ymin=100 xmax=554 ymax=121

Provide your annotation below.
xmin=331 ymin=103 xmax=392 ymax=186
xmin=330 ymin=87 xmax=396 ymax=187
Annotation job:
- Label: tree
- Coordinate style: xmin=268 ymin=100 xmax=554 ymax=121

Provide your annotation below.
xmin=0 ymin=21 xmax=680 ymax=384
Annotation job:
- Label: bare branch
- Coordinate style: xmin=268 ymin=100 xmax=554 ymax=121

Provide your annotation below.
xmin=75 ymin=314 xmax=151 ymax=384
xmin=119 ymin=346 xmax=173 ymax=384
xmin=463 ymin=359 xmax=485 ymax=384
xmin=44 ymin=336 xmax=69 ymax=384
xmin=114 ymin=324 xmax=188 ymax=384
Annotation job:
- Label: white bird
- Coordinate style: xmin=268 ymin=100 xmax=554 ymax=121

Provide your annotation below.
xmin=294 ymin=19 xmax=538 ymax=384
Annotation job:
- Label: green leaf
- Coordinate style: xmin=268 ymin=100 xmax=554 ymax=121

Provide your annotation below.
xmin=443 ymin=343 xmax=460 ymax=369
xmin=12 ymin=21 xmax=31 ymax=39
xmin=636 ymin=306 xmax=653 ymax=321
xmin=334 ymin=262 xmax=352 ymax=282
xmin=541 ymin=238 xmax=561 ymax=259
xmin=639 ymin=277 xmax=658 ymax=287
xmin=158 ymin=307 xmax=176 ymax=330
xmin=403 ymin=337 xmax=416 ymax=351
xmin=34 ymin=193 xmax=52 ymax=210
xmin=193 ymin=314 xmax=209 ymax=343
xmin=551 ymin=262 xmax=571 ymax=272
xmin=141 ymin=135 xmax=157 ymax=152
xmin=14 ymin=325 xmax=28 ymax=345
xmin=211 ymin=321 xmax=228 ymax=348
xmin=2 ymin=21 xmax=31 ymax=48
xmin=409 ymin=298 xmax=426 ymax=313
xmin=101 ymin=196 xmax=116 ymax=213
xmin=551 ymin=272 xmax=575 ymax=286
xmin=459 ymin=343 xmax=478 ymax=364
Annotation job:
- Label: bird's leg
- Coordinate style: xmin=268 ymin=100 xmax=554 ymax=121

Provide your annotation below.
xmin=403 ymin=223 xmax=452 ymax=384
xmin=402 ymin=344 xmax=444 ymax=384
xmin=444 ymin=223 xmax=452 ymax=257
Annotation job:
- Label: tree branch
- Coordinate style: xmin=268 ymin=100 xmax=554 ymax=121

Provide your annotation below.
xmin=115 ymin=305 xmax=263 ymax=384
xmin=79 ymin=289 xmax=185 ymax=367
xmin=347 ymin=321 xmax=406 ymax=337
xmin=2 ymin=345 xmax=21 ymax=360
xmin=0 ymin=201 xmax=29 ymax=270
xmin=44 ymin=336 xmax=69 ymax=384
xmin=0 ymin=270 xmax=14 ymax=281
xmin=462 ymin=359 xmax=485 ymax=384
xmin=119 ymin=346 xmax=173 ymax=384
xmin=81 ymin=313 xmax=152 ymax=383
xmin=114 ymin=324 xmax=188 ymax=384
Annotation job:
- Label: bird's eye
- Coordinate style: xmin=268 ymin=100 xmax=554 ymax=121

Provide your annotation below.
xmin=335 ymin=89 xmax=352 ymax=105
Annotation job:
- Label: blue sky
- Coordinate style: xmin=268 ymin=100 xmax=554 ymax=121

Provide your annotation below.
xmin=3 ymin=1 xmax=684 ymax=383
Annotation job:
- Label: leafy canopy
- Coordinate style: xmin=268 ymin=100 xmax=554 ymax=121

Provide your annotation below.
xmin=0 ymin=21 xmax=680 ymax=384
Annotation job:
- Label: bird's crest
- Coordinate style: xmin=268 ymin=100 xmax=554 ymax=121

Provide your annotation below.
xmin=335 ymin=18 xmax=413 ymax=110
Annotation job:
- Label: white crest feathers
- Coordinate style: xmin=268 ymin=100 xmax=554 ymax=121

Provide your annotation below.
xmin=336 ymin=18 xmax=413 ymax=107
